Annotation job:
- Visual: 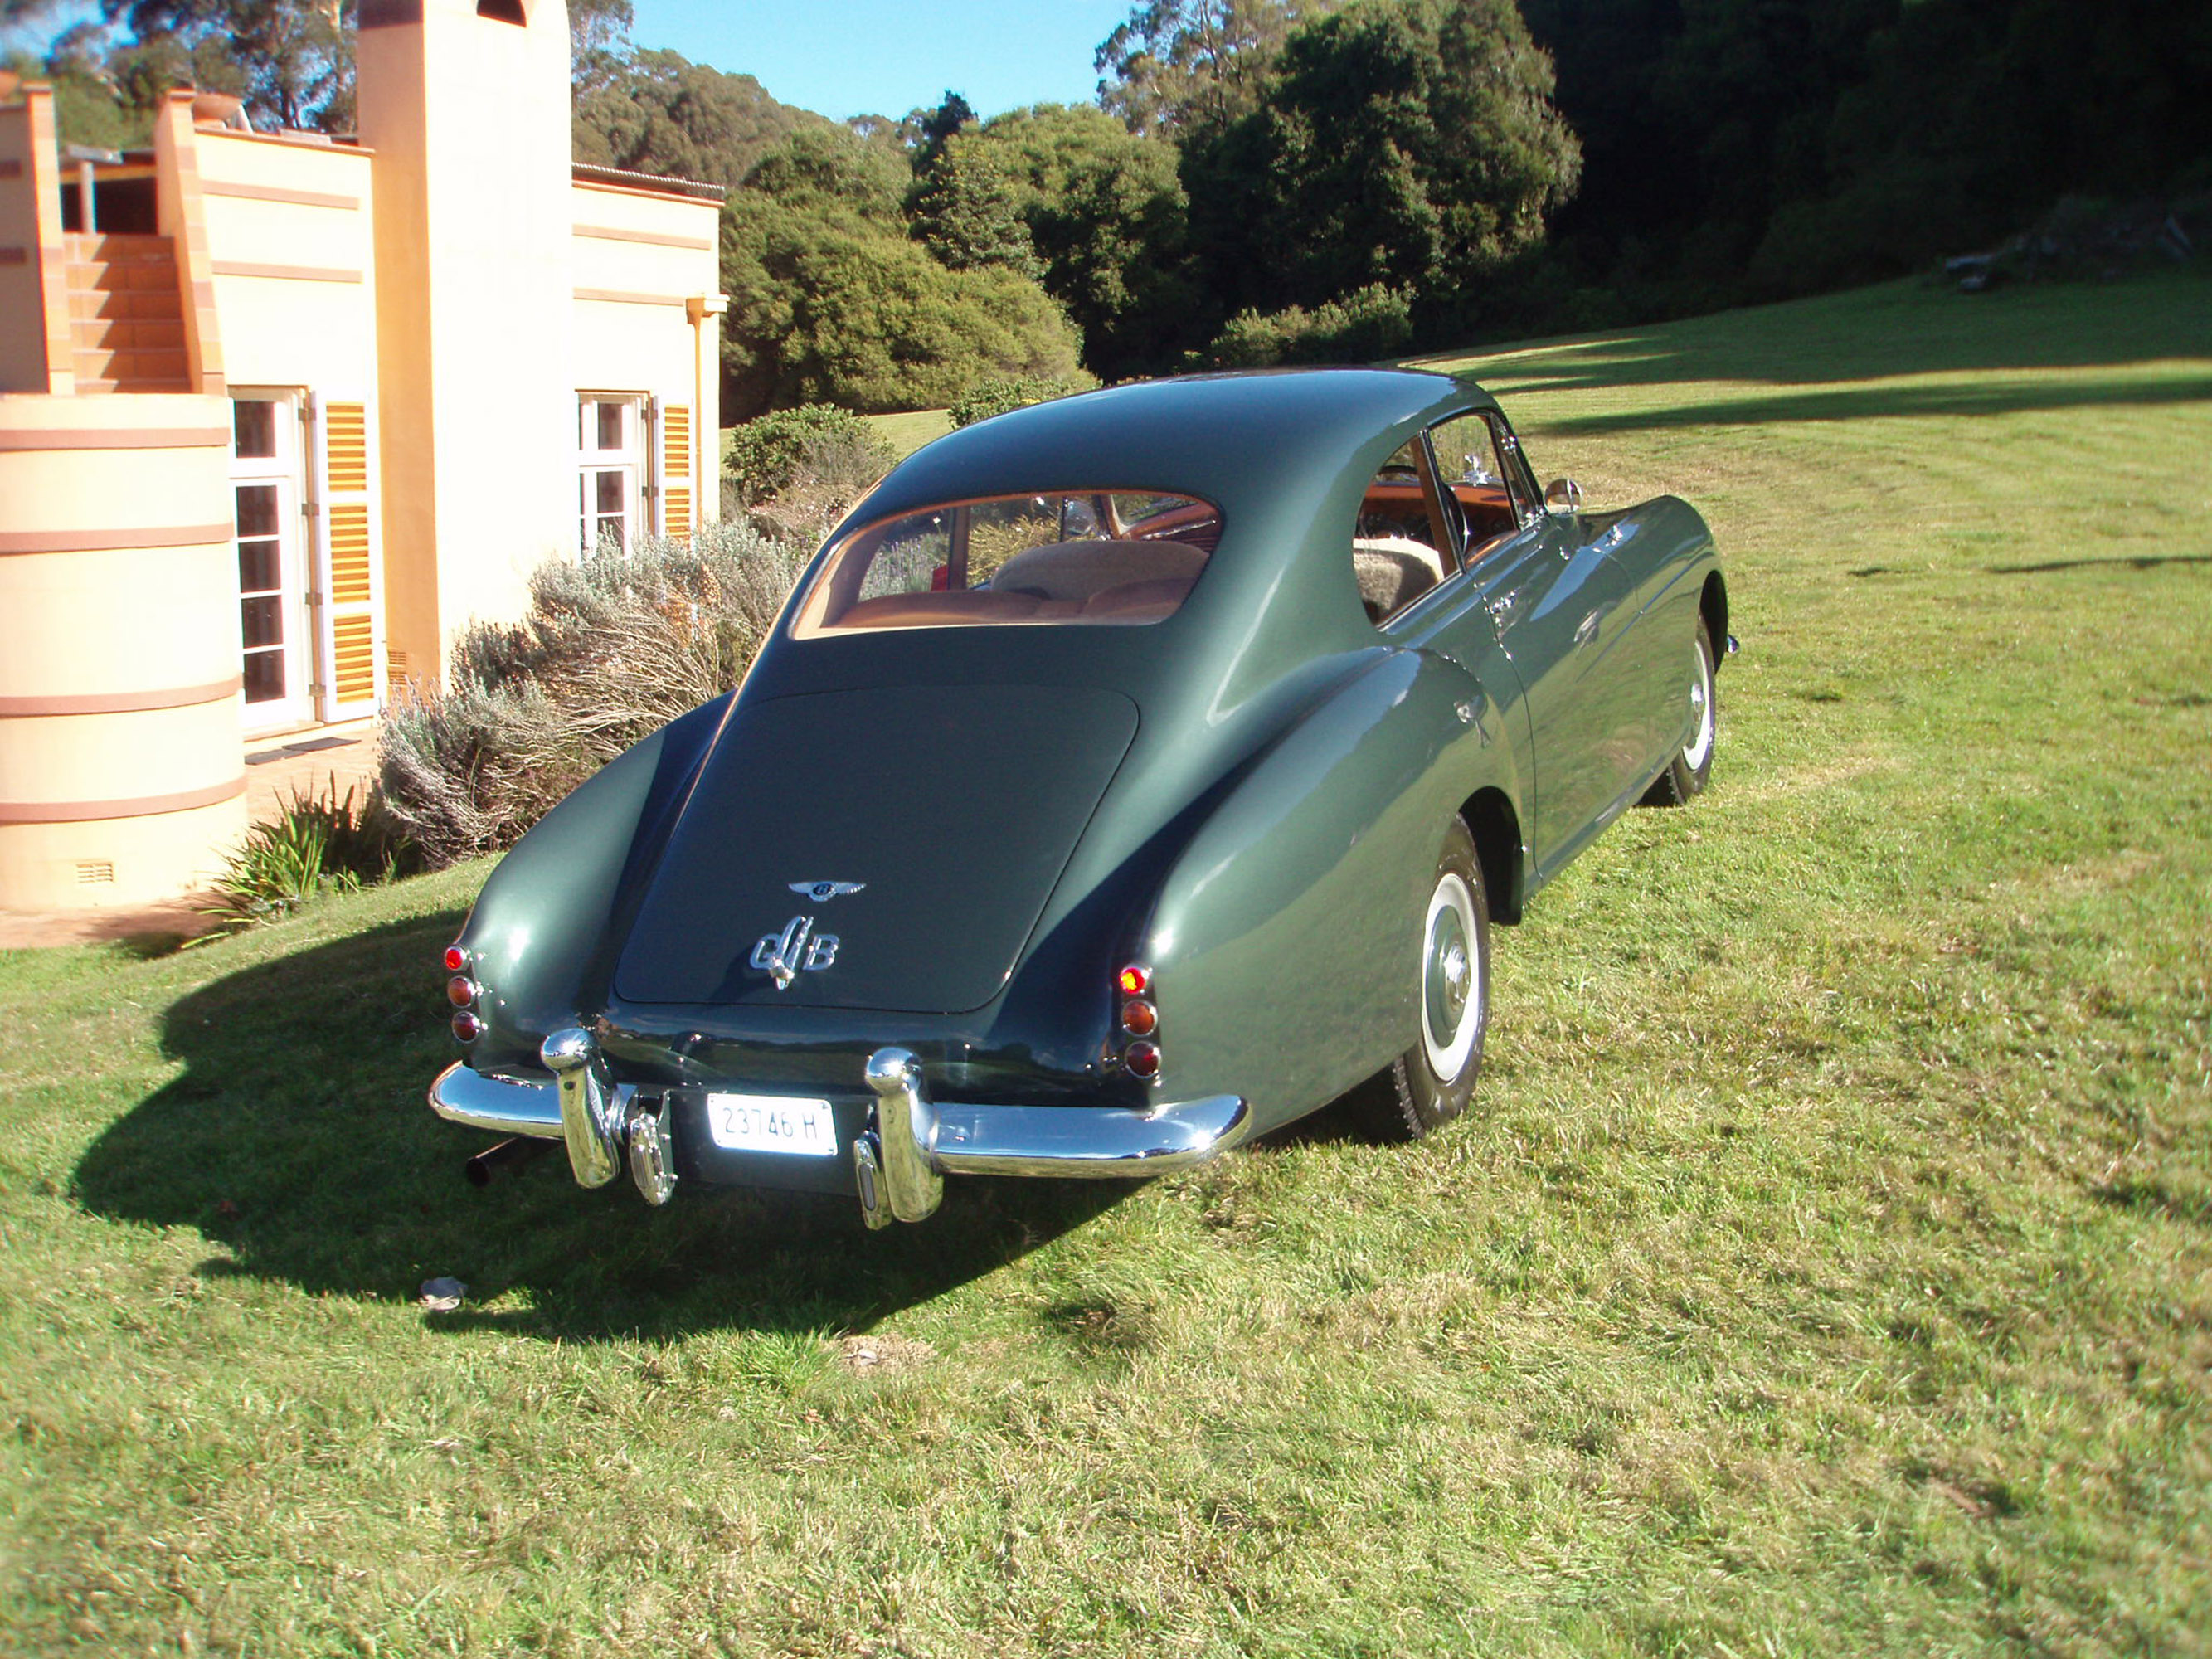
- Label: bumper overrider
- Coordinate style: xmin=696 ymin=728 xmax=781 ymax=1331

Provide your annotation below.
xmin=428 ymin=1028 xmax=1252 ymax=1228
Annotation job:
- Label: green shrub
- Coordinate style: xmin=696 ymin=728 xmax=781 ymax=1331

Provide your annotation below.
xmin=724 ymin=406 xmax=895 ymax=507
xmin=1201 ymin=285 xmax=1415 ymax=369
xmin=741 ymin=428 xmax=901 ymax=545
xmin=946 ymin=371 xmax=1098 ymax=429
xmin=193 ymin=777 xmax=410 ymax=937
xmin=376 ymin=524 xmax=809 ymax=868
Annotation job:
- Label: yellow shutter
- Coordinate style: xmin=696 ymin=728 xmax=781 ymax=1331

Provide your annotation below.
xmin=314 ymin=397 xmax=382 ymax=719
xmin=663 ymin=402 xmax=693 ymax=539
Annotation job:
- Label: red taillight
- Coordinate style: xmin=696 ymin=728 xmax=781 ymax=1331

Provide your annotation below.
xmin=1121 ymin=998 xmax=1157 ymax=1036
xmin=450 ymin=1010 xmax=484 ymax=1043
xmin=1117 ymin=964 xmax=1150 ymax=996
xmin=1124 ymin=1040 xmax=1160 ymax=1080
xmin=445 ymin=975 xmax=480 ymax=1009
xmin=443 ymin=945 xmax=468 ymax=972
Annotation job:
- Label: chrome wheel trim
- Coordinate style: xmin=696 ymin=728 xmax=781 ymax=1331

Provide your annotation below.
xmin=1683 ymin=637 xmax=1716 ymax=771
xmin=1420 ymin=871 xmax=1482 ymax=1078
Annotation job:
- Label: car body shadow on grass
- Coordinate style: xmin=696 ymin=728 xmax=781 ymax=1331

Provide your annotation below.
xmin=69 ymin=907 xmax=1125 ymax=1344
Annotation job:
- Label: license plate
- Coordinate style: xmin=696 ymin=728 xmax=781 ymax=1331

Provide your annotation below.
xmin=703 ymin=1092 xmax=839 ymax=1157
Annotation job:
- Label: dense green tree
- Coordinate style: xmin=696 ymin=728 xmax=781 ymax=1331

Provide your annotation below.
xmin=4 ymin=27 xmax=141 ymax=149
xmin=100 ymin=0 xmax=352 ymax=132
xmin=1754 ymin=0 xmax=2212 ymax=289
xmin=1647 ymin=0 xmax=1890 ymax=279
xmin=721 ymin=128 xmax=1081 ymax=418
xmin=1522 ymin=0 xmax=2212 ymax=312
xmin=573 ymin=46 xmax=830 ymax=189
xmin=948 ymin=103 xmax=1200 ymax=377
xmin=903 ymin=88 xmax=974 ymax=176
xmin=568 ymin=0 xmax=630 ymax=68
xmin=909 ymin=137 xmax=1040 ymax=275
xmin=1183 ymin=0 xmax=1580 ymax=324
xmin=743 ymin=123 xmax=907 ymax=222
xmin=1514 ymin=0 xmax=1684 ymax=257
xmin=1094 ymin=0 xmax=1341 ymax=135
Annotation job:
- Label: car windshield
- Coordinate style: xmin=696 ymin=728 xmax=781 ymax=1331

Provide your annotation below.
xmin=790 ymin=491 xmax=1221 ymax=636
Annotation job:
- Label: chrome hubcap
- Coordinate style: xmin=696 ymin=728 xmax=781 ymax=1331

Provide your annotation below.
xmin=1440 ymin=941 xmax=1470 ymax=1024
xmin=1683 ymin=640 xmax=1715 ymax=770
xmin=1420 ymin=873 xmax=1481 ymax=1078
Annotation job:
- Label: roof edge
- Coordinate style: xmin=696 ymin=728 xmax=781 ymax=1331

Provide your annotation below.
xmin=571 ymin=162 xmax=726 ymax=203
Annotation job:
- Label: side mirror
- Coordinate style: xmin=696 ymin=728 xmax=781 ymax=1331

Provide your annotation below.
xmin=1544 ymin=477 xmax=1582 ymax=515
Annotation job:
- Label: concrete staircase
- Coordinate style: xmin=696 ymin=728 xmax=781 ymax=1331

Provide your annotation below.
xmin=65 ymin=233 xmax=191 ymax=392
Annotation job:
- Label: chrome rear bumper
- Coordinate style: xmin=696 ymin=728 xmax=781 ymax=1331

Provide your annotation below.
xmin=428 ymin=1035 xmax=1250 ymax=1226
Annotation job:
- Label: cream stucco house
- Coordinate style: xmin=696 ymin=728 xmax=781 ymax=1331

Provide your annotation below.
xmin=0 ymin=0 xmax=727 ymax=912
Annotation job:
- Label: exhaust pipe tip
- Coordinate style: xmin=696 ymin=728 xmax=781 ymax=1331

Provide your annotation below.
xmin=464 ymin=1135 xmax=554 ymax=1187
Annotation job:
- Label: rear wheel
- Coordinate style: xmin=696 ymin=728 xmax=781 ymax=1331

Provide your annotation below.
xmin=1645 ymin=617 xmax=1717 ymax=806
xmin=1347 ymin=819 xmax=1490 ymax=1142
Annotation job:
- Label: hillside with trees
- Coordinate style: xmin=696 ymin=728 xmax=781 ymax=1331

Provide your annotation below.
xmin=8 ymin=0 xmax=2205 ymax=420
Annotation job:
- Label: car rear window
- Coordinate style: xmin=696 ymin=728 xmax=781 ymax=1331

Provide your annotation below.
xmin=790 ymin=491 xmax=1220 ymax=635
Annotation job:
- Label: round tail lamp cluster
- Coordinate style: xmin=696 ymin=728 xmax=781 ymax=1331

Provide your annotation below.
xmin=1116 ymin=964 xmax=1160 ymax=1082
xmin=444 ymin=943 xmax=484 ymax=1042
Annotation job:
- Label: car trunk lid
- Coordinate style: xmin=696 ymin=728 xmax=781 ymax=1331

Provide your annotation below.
xmin=612 ymin=684 xmax=1139 ymax=1014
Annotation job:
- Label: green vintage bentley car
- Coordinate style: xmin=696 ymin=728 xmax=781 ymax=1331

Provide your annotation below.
xmin=430 ymin=368 xmax=1730 ymax=1227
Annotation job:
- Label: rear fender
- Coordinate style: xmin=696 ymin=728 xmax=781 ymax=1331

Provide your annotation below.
xmin=1146 ymin=649 xmax=1519 ymax=1132
xmin=455 ymin=695 xmax=731 ymax=1071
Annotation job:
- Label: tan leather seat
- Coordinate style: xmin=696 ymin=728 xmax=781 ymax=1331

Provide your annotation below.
xmin=1352 ymin=536 xmax=1446 ymax=619
xmin=1082 ymin=577 xmax=1194 ymax=622
xmin=990 ymin=539 xmax=1208 ymax=604
xmin=836 ymin=590 xmax=1043 ymax=628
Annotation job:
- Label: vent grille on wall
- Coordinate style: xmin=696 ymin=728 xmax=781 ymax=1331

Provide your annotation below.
xmin=76 ymin=860 xmax=115 ymax=887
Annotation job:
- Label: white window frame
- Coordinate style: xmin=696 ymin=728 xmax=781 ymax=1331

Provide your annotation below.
xmin=578 ymin=392 xmax=651 ymax=556
xmin=231 ymin=388 xmax=312 ymax=732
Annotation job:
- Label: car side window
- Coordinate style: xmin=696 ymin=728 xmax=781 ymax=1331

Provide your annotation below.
xmin=1353 ymin=439 xmax=1454 ymax=624
xmin=1482 ymin=412 xmax=1544 ymax=527
xmin=1427 ymin=412 xmax=1529 ymax=562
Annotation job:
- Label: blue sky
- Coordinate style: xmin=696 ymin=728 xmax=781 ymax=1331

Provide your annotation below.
xmin=627 ymin=0 xmax=1136 ymax=121
xmin=4 ymin=1 xmax=1138 ymax=123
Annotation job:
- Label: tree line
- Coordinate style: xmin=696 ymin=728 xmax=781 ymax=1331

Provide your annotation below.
xmin=9 ymin=0 xmax=2206 ymax=420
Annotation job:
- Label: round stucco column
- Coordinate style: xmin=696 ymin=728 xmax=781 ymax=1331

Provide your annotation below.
xmin=0 ymin=392 xmax=246 ymax=910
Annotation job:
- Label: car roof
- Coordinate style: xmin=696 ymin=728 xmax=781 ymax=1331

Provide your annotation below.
xmin=853 ymin=367 xmax=1495 ymax=528
xmin=756 ymin=367 xmax=1506 ymax=722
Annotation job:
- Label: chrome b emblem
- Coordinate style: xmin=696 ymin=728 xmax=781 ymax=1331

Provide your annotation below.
xmin=789 ymin=879 xmax=865 ymax=902
xmin=751 ymin=915 xmax=839 ymax=990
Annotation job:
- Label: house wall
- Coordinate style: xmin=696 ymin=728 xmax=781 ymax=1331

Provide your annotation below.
xmin=571 ymin=178 xmax=724 ymax=539
xmin=0 ymin=393 xmax=244 ymax=908
xmin=197 ymin=129 xmax=377 ymax=392
xmin=0 ymin=86 xmax=70 ymax=395
xmin=1 ymin=7 xmax=727 ymax=915
xmin=358 ymin=0 xmax=577 ymax=696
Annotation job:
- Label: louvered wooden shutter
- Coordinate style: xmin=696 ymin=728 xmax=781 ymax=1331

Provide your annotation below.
xmin=313 ymin=396 xmax=383 ymax=720
xmin=662 ymin=402 xmax=693 ymax=540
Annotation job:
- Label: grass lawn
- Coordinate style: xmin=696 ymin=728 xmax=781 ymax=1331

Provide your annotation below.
xmin=721 ymin=408 xmax=954 ymax=469
xmin=861 ymin=406 xmax=955 ymax=460
xmin=6 ymin=273 xmax=2210 ymax=1657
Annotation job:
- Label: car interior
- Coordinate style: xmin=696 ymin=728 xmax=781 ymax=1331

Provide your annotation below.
xmin=795 ymin=493 xmax=1219 ymax=634
xmin=1353 ymin=414 xmax=1535 ymax=623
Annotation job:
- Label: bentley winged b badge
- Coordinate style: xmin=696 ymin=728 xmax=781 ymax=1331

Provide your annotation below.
xmin=751 ymin=915 xmax=839 ymax=990
xmin=750 ymin=881 xmax=864 ymax=988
